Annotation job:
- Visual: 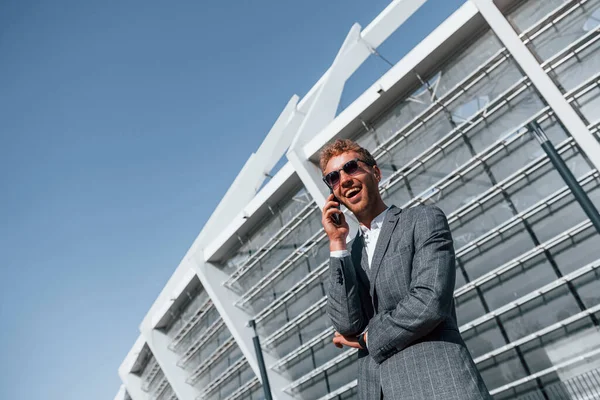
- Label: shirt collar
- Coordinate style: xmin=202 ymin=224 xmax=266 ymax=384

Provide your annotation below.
xmin=359 ymin=207 xmax=390 ymax=236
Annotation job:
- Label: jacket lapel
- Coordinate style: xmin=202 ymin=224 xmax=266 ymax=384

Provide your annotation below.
xmin=361 ymin=238 xmax=369 ymax=274
xmin=369 ymin=205 xmax=402 ymax=298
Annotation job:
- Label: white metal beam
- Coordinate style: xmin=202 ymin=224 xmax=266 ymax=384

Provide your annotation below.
xmin=291 ymin=0 xmax=429 ymax=121
xmin=185 ymin=256 xmax=295 ymax=400
xmin=361 ymin=0 xmax=429 ymax=46
xmin=117 ymin=373 xmax=147 ymax=400
xmin=469 ymin=0 xmax=600 ymax=171
xmin=150 ymin=267 xmax=197 ymax=329
xmin=113 ymin=385 xmax=127 ymax=400
xmin=118 ymin=337 xmax=150 ymax=400
xmin=291 ymin=0 xmax=429 ymax=156
xmin=290 ymin=23 xmax=367 ymax=153
xmin=253 ymin=95 xmax=300 ymax=189
xmin=286 ymin=23 xmax=368 ymax=216
xmin=140 ymin=318 xmax=201 ymax=400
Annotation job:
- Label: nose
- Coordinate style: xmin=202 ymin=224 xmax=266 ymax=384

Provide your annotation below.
xmin=339 ymin=169 xmax=354 ymax=188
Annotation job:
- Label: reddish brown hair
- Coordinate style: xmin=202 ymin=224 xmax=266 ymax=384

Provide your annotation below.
xmin=319 ymin=139 xmax=377 ymax=172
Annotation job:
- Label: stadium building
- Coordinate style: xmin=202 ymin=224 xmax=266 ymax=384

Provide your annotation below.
xmin=115 ymin=0 xmax=600 ymax=399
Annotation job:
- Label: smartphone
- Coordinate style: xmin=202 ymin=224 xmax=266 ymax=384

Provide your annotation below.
xmin=330 ymin=189 xmax=341 ymax=225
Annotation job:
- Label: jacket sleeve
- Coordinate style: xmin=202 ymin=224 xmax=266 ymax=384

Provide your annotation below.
xmin=367 ymin=206 xmax=456 ymax=363
xmin=326 ymin=249 xmax=371 ymax=336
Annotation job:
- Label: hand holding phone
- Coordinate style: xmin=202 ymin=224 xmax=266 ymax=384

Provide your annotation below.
xmin=322 ymin=191 xmax=349 ymax=250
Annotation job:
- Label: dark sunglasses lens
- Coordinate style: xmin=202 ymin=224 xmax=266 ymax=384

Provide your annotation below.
xmin=343 ymin=160 xmax=360 ymax=175
xmin=326 ymin=171 xmax=340 ymax=187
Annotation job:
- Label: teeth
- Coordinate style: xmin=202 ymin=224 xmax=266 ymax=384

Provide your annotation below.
xmin=346 ymin=188 xmax=360 ymax=197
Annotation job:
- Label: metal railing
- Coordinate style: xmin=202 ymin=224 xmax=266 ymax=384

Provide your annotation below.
xmin=141 ymin=356 xmax=161 ymax=392
xmin=491 ymin=348 xmax=600 ymax=396
xmin=168 ymin=297 xmax=213 ymax=350
xmin=195 ymin=357 xmax=248 ymax=399
xmin=474 ymin=303 xmax=600 ymax=366
xmin=455 ymin=170 xmax=600 ymax=260
xmin=283 ymin=349 xmax=358 ymax=394
xmin=454 ymin=219 xmax=594 ymax=299
xmin=222 ymin=377 xmax=260 ymax=400
xmin=177 ymin=319 xmax=225 ymax=367
xmin=262 ymin=297 xmax=328 ymax=349
xmin=224 ymin=201 xmax=318 ymax=290
xmin=514 ymin=367 xmax=600 ymax=400
xmin=461 ymin=258 xmax=600 ymax=335
xmin=270 ymin=327 xmax=335 ymax=373
xmin=254 ymin=261 xmax=328 ymax=326
xmin=235 ymin=229 xmax=328 ymax=309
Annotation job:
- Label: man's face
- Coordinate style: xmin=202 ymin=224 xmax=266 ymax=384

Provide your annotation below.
xmin=323 ymin=151 xmax=382 ymax=217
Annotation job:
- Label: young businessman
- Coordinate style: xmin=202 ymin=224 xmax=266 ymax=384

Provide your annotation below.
xmin=321 ymin=139 xmax=491 ymax=399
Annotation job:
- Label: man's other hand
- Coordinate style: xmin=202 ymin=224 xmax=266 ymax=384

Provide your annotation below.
xmin=333 ymin=331 xmax=364 ymax=349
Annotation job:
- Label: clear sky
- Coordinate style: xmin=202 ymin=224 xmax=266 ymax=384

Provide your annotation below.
xmin=0 ymin=1 xmax=465 ymax=399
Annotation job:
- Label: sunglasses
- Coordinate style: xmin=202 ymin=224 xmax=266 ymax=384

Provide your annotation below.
xmin=322 ymin=158 xmax=375 ymax=189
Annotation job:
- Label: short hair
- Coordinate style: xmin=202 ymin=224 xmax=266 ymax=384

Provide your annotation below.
xmin=319 ymin=139 xmax=377 ymax=172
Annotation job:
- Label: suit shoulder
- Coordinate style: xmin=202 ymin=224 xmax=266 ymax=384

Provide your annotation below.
xmin=404 ymin=204 xmax=447 ymax=219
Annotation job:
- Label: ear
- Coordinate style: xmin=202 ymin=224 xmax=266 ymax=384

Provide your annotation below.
xmin=373 ymin=165 xmax=382 ymax=182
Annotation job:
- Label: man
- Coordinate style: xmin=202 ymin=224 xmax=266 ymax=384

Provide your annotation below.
xmin=320 ymin=139 xmax=491 ymax=399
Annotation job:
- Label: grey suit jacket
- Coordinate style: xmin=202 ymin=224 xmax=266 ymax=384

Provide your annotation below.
xmin=327 ymin=205 xmax=491 ymax=399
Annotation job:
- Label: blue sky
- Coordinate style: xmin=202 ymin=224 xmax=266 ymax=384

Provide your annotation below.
xmin=0 ymin=1 xmax=465 ymax=399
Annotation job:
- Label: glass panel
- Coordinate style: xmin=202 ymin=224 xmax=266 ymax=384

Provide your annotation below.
xmin=572 ymin=84 xmax=600 ymax=124
xmin=266 ymin=309 xmax=331 ymax=359
xmin=507 ymin=0 xmax=568 ymax=33
xmin=245 ymin=233 xmax=329 ymax=315
xmin=500 ymin=286 xmax=582 ymax=342
xmin=572 ymin=266 xmax=600 ymax=309
xmin=481 ymin=255 xmax=558 ymax=310
xmin=228 ymin=186 xmax=310 ymax=266
xmin=462 ymin=319 xmax=507 ymax=359
xmin=551 ymin=31 xmax=600 ymax=92
xmin=294 ymin=352 xmax=359 ymax=400
xmin=525 ymin=0 xmax=600 ymax=62
xmin=232 ymin=209 xmax=323 ymax=295
xmin=257 ymin=274 xmax=327 ymax=338
xmin=478 ymin=348 xmax=528 ymax=390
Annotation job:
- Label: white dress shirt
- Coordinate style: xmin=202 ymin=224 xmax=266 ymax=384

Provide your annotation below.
xmin=330 ymin=207 xmax=390 ymax=268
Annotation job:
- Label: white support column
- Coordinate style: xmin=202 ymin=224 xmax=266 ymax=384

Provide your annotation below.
xmin=140 ymin=319 xmax=201 ymax=400
xmin=114 ymin=385 xmax=127 ymax=400
xmin=290 ymin=24 xmax=368 ymax=153
xmin=287 ymin=23 xmax=367 ymax=208
xmin=286 ymin=149 xmax=329 ymax=206
xmin=185 ymin=256 xmax=295 ymax=400
xmin=470 ymin=0 xmax=600 ymax=171
xmin=253 ymin=95 xmax=300 ymax=188
xmin=117 ymin=373 xmax=148 ymax=400
xmin=118 ymin=338 xmax=150 ymax=400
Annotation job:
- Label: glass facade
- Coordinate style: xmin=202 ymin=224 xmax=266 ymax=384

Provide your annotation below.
xmin=119 ymin=1 xmax=600 ymax=399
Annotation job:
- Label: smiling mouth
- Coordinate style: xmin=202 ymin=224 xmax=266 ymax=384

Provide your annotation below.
xmin=345 ymin=187 xmax=361 ymax=199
